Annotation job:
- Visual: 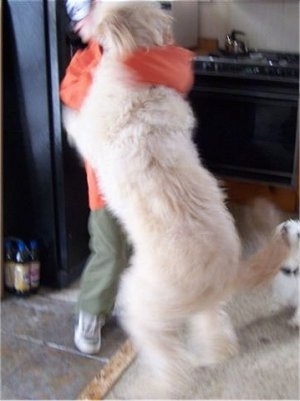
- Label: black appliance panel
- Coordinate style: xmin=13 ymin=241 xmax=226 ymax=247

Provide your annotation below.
xmin=190 ymin=53 xmax=299 ymax=186
xmin=3 ymin=0 xmax=90 ymax=287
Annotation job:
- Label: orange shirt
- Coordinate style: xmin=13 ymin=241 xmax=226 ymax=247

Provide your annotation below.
xmin=60 ymin=40 xmax=194 ymax=210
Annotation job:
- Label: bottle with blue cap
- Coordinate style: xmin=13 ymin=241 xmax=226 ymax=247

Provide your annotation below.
xmin=14 ymin=241 xmax=31 ymax=296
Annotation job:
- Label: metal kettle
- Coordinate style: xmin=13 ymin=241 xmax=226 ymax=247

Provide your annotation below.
xmin=225 ymin=30 xmax=248 ymax=54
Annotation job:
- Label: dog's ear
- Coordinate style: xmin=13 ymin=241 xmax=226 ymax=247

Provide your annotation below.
xmin=95 ymin=10 xmax=137 ymax=57
xmin=92 ymin=2 xmax=174 ymax=56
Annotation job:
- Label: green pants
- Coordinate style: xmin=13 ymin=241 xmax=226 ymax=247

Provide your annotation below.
xmin=77 ymin=208 xmax=130 ymax=319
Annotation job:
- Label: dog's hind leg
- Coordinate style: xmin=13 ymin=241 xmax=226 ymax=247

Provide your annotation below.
xmin=123 ymin=311 xmax=192 ymax=389
xmin=187 ymin=306 xmax=239 ymax=367
xmin=118 ymin=280 xmax=193 ymax=390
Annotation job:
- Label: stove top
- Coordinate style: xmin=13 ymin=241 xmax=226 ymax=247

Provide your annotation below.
xmin=194 ymin=50 xmax=299 ymax=82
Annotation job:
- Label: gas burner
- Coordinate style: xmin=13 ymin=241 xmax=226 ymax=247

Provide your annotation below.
xmin=207 ymin=50 xmax=299 ymax=65
xmin=194 ymin=50 xmax=299 ymax=82
xmin=258 ymin=51 xmax=299 ymax=67
xmin=209 ymin=50 xmax=252 ymax=59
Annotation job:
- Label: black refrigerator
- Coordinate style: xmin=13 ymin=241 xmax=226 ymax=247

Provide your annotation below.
xmin=3 ymin=0 xmax=90 ymax=287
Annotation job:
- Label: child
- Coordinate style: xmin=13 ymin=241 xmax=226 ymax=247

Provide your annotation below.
xmin=60 ymin=0 xmax=194 ymax=354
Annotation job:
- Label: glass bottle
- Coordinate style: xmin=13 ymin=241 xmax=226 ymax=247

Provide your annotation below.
xmin=14 ymin=241 xmax=31 ymax=296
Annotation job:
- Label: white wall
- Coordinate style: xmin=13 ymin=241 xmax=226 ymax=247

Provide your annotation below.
xmin=172 ymin=1 xmax=199 ymax=48
xmin=198 ymin=0 xmax=299 ymax=52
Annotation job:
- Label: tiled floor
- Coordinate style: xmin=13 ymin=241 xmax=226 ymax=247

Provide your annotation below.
xmin=1 ymin=286 xmax=127 ymax=400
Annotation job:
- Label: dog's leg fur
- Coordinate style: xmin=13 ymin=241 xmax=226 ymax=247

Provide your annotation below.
xmin=187 ymin=306 xmax=238 ymax=367
xmin=120 ymin=299 xmax=192 ymax=390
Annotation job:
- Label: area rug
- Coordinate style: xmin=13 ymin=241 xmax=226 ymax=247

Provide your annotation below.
xmin=78 ymin=201 xmax=299 ymax=399
xmin=104 ymin=288 xmax=299 ymax=399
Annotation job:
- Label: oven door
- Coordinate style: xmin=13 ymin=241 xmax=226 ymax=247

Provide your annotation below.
xmin=189 ymin=78 xmax=299 ymax=187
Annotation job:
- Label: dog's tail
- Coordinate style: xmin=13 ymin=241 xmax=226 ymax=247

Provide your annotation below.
xmin=234 ymin=223 xmax=291 ymax=290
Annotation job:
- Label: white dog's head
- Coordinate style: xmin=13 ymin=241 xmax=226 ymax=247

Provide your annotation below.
xmin=88 ymin=1 xmax=174 ymax=57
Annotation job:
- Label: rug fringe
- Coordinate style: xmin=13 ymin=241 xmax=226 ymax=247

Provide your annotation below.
xmin=78 ymin=339 xmax=136 ymax=400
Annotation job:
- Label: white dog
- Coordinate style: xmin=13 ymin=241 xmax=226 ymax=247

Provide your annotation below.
xmin=272 ymin=221 xmax=299 ymax=327
xmin=63 ymin=1 xmax=299 ymax=387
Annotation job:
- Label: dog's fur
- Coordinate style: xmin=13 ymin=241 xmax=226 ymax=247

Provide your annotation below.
xmin=63 ymin=1 xmax=299 ymax=387
xmin=272 ymin=222 xmax=299 ymax=327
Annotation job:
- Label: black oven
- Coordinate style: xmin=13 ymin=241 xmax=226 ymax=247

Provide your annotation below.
xmin=190 ymin=51 xmax=299 ymax=187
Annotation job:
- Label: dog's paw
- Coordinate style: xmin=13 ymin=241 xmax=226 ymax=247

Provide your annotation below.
xmin=276 ymin=220 xmax=300 ymax=247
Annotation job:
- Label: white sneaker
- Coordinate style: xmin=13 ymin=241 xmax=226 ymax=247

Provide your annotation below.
xmin=74 ymin=311 xmax=104 ymax=354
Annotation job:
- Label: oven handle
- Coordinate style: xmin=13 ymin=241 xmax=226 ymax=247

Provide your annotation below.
xmin=191 ymin=87 xmax=299 ymax=102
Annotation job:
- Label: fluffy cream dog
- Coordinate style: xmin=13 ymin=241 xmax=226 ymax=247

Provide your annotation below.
xmin=63 ymin=1 xmax=299 ymax=387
